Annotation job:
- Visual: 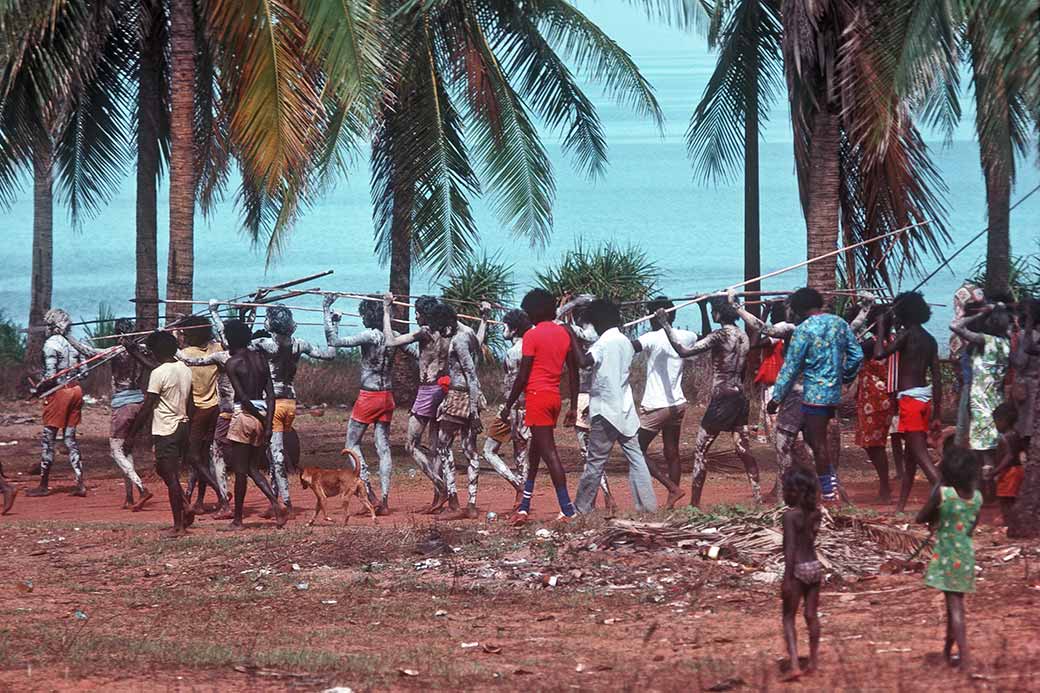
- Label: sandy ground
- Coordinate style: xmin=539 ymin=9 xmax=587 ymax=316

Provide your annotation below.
xmin=1 ymin=397 xmax=1038 ymax=691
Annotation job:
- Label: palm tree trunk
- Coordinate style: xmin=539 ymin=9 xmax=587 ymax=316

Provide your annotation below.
xmin=27 ymin=140 xmax=54 ymax=360
xmin=970 ymin=36 xmax=1013 ymax=297
xmin=135 ymin=11 xmax=161 ymax=331
xmin=743 ymin=7 xmax=761 ymax=315
xmin=166 ymin=0 xmax=196 ymax=322
xmin=804 ymin=109 xmax=841 ymax=294
xmin=389 ymin=195 xmax=419 ymax=405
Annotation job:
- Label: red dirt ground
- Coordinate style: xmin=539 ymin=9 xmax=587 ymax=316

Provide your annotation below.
xmin=1 ymin=398 xmax=1038 ymax=691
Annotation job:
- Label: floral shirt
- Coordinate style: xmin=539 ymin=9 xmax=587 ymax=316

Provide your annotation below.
xmin=773 ymin=313 xmax=863 ymax=407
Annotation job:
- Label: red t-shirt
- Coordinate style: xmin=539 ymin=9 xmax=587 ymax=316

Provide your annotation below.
xmin=522 ymin=321 xmax=571 ymax=395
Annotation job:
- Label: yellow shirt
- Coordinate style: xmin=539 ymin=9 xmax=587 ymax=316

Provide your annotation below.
xmin=179 ymin=342 xmax=222 ymax=409
xmin=147 ymin=361 xmax=192 ymax=436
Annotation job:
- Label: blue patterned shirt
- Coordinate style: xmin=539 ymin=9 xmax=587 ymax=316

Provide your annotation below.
xmin=773 ymin=313 xmax=863 ymax=407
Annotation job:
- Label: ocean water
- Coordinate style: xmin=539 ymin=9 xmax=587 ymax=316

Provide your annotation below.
xmin=1 ymin=9 xmax=1037 ymax=350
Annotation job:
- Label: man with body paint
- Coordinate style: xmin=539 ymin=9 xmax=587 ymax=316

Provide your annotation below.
xmin=245 ymin=305 xmax=335 ymax=515
xmin=27 ymin=309 xmax=88 ymax=498
xmin=382 ymin=295 xmax=452 ymax=512
xmin=324 ymin=294 xmax=397 ymax=515
xmin=64 ymin=318 xmax=156 ymax=509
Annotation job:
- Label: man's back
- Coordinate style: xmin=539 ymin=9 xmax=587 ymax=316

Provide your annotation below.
xmin=894 ymin=326 xmax=937 ymax=391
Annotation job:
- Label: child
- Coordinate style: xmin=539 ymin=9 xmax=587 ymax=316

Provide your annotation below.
xmin=915 ymin=446 xmax=982 ymax=671
xmin=987 ymin=402 xmax=1025 ymax=526
xmin=780 ymin=466 xmax=823 ymax=679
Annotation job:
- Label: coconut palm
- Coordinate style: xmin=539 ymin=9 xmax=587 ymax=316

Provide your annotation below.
xmin=0 ymin=1 xmax=134 ymax=355
xmin=248 ymin=0 xmax=667 ymax=320
xmin=686 ymin=0 xmax=782 ymax=302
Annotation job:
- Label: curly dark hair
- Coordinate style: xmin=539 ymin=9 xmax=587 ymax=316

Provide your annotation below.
xmin=178 ymin=315 xmax=214 ymax=346
xmin=789 ymin=287 xmax=823 ymax=316
xmin=358 ymin=298 xmax=384 ymax=330
xmin=709 ymin=296 xmax=739 ymax=325
xmin=224 ymin=319 xmax=253 ymax=349
xmin=993 ymin=401 xmax=1018 ymax=427
xmin=265 ymin=305 xmax=296 ymax=336
xmin=646 ymin=295 xmax=675 ymax=326
xmin=586 ymin=299 xmax=621 ymax=335
xmin=502 ymin=308 xmax=532 ymax=338
xmin=146 ymin=330 xmax=179 ymax=359
xmin=521 ymin=288 xmax=557 ymax=324
xmin=940 ymin=445 xmax=977 ymax=494
xmin=769 ymin=299 xmax=789 ymax=325
xmin=427 ymin=303 xmax=458 ymax=334
xmin=980 ymin=305 xmax=1011 ymax=338
xmin=893 ymin=291 xmax=931 ymax=326
xmin=782 ymin=466 xmax=819 ymax=512
xmin=414 ymin=295 xmax=439 ymax=319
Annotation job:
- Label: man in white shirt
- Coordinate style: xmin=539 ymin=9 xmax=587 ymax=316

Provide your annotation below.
xmin=129 ymin=330 xmax=196 ymax=536
xmin=570 ymin=300 xmax=658 ymax=514
xmin=634 ymin=296 xmax=693 ymax=508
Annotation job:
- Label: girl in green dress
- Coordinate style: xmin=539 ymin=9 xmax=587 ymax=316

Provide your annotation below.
xmin=916 ymin=445 xmax=982 ymax=671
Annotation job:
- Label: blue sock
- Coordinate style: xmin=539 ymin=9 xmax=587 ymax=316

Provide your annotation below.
xmin=818 ymin=472 xmax=834 ymax=496
xmin=518 ymin=480 xmax=534 ymax=513
xmin=555 ymin=485 xmax=575 ymax=517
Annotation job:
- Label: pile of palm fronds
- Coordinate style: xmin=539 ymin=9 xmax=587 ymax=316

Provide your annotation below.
xmin=583 ymin=508 xmax=930 ymax=578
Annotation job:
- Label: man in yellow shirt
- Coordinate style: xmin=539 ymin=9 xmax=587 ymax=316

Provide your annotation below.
xmin=178 ymin=316 xmax=229 ymax=514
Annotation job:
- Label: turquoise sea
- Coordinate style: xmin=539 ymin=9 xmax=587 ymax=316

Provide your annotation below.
xmin=1 ymin=5 xmax=1037 ymax=348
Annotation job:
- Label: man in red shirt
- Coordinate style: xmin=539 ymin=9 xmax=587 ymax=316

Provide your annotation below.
xmin=501 ymin=289 xmax=579 ymax=524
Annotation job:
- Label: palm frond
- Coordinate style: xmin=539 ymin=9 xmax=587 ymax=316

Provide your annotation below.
xmin=484 ymin=0 xmax=608 ymax=177
xmin=445 ymin=3 xmax=555 ymax=247
xmin=687 ymin=0 xmax=783 ymax=184
xmin=54 ymin=3 xmax=134 ymax=227
xmin=527 ymin=0 xmax=665 ymax=131
xmin=622 ymin=0 xmax=709 ymax=31
xmin=194 ymin=2 xmax=231 ymax=215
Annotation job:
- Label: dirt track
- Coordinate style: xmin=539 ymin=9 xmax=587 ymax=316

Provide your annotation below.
xmin=2 ymin=398 xmax=1038 ymax=691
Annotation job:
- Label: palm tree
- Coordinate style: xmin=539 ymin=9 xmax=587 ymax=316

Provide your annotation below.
xmin=686 ymin=0 xmax=782 ymax=303
xmin=247 ymin=1 xmax=665 ymax=322
xmin=780 ymin=1 xmax=952 ymax=293
xmin=0 ymin=1 xmax=132 ymax=355
xmin=962 ymin=1 xmax=1037 ymax=296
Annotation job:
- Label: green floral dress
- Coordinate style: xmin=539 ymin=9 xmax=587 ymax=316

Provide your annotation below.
xmin=969 ymin=334 xmax=1010 ymax=450
xmin=924 ymin=486 xmax=982 ymax=593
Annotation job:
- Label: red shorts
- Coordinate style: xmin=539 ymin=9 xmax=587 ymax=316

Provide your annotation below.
xmin=524 ymin=390 xmax=561 ymax=428
xmin=996 ymin=466 xmax=1024 ymax=498
xmin=42 ymin=383 xmax=83 ymax=428
xmin=897 ymin=396 xmax=931 ymax=433
xmin=351 ymin=390 xmax=395 ymax=424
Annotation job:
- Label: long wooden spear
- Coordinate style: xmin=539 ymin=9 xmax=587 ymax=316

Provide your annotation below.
xmin=298 ymin=289 xmax=503 ymax=325
xmin=624 ymin=221 xmax=930 ymax=328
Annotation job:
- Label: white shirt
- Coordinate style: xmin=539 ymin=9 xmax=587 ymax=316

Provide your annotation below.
xmin=588 ymin=327 xmax=640 ymax=437
xmin=637 ymin=327 xmax=697 ymax=409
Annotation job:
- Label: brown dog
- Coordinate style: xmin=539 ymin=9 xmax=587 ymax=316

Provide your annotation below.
xmin=299 ymin=449 xmax=376 ymax=526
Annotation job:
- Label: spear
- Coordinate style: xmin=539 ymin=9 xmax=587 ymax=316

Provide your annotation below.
xmin=298 ymin=289 xmax=503 ymax=325
xmin=624 ymin=221 xmax=930 ymax=328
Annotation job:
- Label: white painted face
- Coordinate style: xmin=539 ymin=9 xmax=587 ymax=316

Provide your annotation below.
xmin=503 ymin=324 xmax=517 ymax=341
xmin=44 ymin=308 xmax=72 ymax=336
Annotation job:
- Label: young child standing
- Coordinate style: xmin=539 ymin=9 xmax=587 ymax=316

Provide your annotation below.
xmin=780 ymin=466 xmax=823 ymax=680
xmin=987 ymin=402 xmax=1025 ymax=526
xmin=915 ymin=446 xmax=982 ymax=671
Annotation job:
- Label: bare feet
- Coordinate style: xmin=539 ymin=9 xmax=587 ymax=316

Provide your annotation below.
xmin=438 ymin=505 xmax=479 ymax=521
xmin=274 ymin=503 xmax=289 ymax=528
xmin=161 ymin=526 xmax=186 ymax=538
xmin=421 ymin=494 xmax=449 ymax=515
xmin=375 ymin=503 xmax=391 ymax=517
xmin=132 ymin=490 xmax=154 ymax=512
xmin=182 ymin=507 xmax=196 ymax=528
xmin=2 ymin=487 xmax=16 ymax=515
xmin=512 ymin=487 xmax=524 ymax=512
xmin=259 ymin=505 xmax=276 ymax=520
xmin=25 ymin=486 xmax=50 ymax=497
xmin=605 ymin=496 xmax=619 ymax=516
xmin=665 ymin=488 xmax=686 ymax=509
xmin=220 ymin=521 xmax=245 ymax=532
xmin=510 ymin=510 xmax=529 ymax=527
xmin=71 ymin=484 xmax=88 ymax=497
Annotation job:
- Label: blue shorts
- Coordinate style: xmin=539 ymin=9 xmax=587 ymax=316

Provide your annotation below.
xmin=801 ymin=404 xmax=836 ymax=419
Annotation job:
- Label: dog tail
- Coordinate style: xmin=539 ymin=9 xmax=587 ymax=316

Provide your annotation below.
xmin=340 ymin=448 xmax=362 ymax=475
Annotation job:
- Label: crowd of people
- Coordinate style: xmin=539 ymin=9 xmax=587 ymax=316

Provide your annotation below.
xmin=2 ymin=282 xmax=1037 ymax=676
